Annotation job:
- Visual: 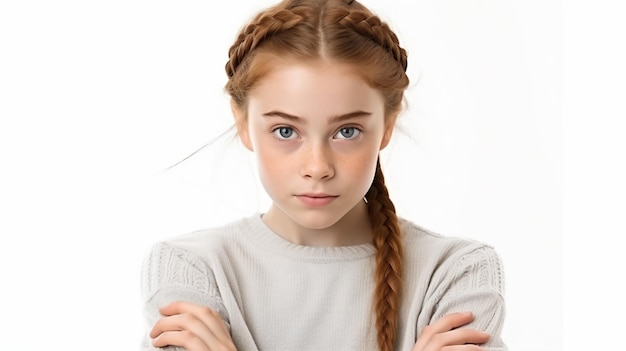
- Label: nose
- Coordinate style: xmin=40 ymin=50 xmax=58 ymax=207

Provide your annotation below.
xmin=300 ymin=142 xmax=335 ymax=180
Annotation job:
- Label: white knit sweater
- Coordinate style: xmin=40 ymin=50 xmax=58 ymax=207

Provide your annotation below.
xmin=140 ymin=214 xmax=507 ymax=351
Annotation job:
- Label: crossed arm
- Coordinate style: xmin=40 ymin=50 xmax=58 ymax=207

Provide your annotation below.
xmin=142 ymin=243 xmax=505 ymax=351
xmin=148 ymin=303 xmax=490 ymax=351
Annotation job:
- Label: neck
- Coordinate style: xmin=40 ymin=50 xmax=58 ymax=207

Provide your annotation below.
xmin=262 ymin=200 xmax=373 ymax=247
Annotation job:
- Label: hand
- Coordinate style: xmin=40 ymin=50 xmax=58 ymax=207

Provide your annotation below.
xmin=150 ymin=301 xmax=237 ymax=351
xmin=412 ymin=312 xmax=490 ymax=351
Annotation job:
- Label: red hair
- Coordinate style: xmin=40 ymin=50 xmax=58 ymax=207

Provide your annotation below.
xmin=225 ymin=1 xmax=409 ymax=349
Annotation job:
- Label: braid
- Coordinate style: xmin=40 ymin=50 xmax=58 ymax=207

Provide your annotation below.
xmin=224 ymin=3 xmax=408 ymax=346
xmin=366 ymin=159 xmax=404 ymax=351
xmin=335 ymin=9 xmax=408 ymax=72
xmin=225 ymin=7 xmax=310 ymax=78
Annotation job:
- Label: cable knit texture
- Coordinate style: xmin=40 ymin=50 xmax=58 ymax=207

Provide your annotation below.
xmin=140 ymin=214 xmax=507 ymax=351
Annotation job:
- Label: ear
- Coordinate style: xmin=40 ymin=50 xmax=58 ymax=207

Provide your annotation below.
xmin=379 ymin=112 xmax=399 ymax=150
xmin=231 ymin=99 xmax=254 ymax=151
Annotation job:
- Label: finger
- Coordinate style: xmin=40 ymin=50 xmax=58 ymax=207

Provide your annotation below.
xmin=428 ymin=311 xmax=475 ymax=332
xmin=160 ymin=301 xmax=231 ymax=337
xmin=155 ymin=301 xmax=234 ymax=348
xmin=414 ymin=312 xmax=474 ymax=349
xmin=152 ymin=330 xmax=210 ymax=351
xmin=413 ymin=312 xmax=489 ymax=351
xmin=151 ymin=313 xmax=208 ymax=338
xmin=441 ymin=345 xmax=485 ymax=351
xmin=152 ymin=312 xmax=231 ymax=349
xmin=430 ymin=328 xmax=490 ymax=348
xmin=159 ymin=300 xmax=196 ymax=316
xmin=414 ymin=329 xmax=489 ymax=351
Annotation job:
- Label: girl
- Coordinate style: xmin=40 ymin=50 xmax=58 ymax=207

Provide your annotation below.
xmin=140 ymin=0 xmax=506 ymax=350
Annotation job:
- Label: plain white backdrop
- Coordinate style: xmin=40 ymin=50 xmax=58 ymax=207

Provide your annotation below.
xmin=0 ymin=0 xmax=586 ymax=350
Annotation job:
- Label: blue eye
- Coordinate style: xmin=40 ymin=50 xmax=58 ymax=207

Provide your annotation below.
xmin=335 ymin=127 xmax=361 ymax=139
xmin=273 ymin=126 xmax=297 ymax=139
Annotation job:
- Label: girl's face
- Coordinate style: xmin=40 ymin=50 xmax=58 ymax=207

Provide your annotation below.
xmin=234 ymin=60 xmax=395 ymax=245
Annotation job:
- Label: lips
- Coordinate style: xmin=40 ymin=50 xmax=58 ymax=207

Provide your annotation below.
xmin=295 ymin=193 xmax=339 ymax=207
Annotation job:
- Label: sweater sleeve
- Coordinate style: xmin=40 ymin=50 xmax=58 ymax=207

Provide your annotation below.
xmin=139 ymin=242 xmax=230 ymax=351
xmin=426 ymin=245 xmax=507 ymax=350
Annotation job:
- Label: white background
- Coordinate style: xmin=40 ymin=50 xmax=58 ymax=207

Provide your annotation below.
xmin=0 ymin=0 xmax=619 ymax=350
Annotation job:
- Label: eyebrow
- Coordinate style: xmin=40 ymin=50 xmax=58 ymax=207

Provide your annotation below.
xmin=262 ymin=110 xmax=372 ymax=123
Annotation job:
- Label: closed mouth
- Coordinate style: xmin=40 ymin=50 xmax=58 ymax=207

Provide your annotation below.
xmin=297 ymin=193 xmax=338 ymax=198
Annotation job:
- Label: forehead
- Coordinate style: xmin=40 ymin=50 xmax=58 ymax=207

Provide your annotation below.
xmin=248 ymin=60 xmax=384 ymax=116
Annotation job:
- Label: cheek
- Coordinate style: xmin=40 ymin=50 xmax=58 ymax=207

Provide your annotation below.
xmin=338 ymin=145 xmax=380 ymax=186
xmin=253 ymin=143 xmax=291 ymax=186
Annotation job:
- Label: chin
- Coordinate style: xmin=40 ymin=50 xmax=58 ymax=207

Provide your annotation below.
xmin=288 ymin=210 xmax=345 ymax=231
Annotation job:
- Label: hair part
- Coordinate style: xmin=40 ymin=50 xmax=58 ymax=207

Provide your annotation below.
xmin=225 ymin=1 xmax=407 ymax=350
xmin=225 ymin=0 xmax=409 ymax=116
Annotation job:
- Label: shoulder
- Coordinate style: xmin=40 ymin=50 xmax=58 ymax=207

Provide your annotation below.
xmin=399 ymin=218 xmax=505 ymax=289
xmin=140 ymin=215 xmax=258 ymax=297
xmin=148 ymin=215 xmax=258 ymax=260
xmin=140 ymin=215 xmax=258 ymax=288
xmin=400 ymin=218 xmax=501 ymax=259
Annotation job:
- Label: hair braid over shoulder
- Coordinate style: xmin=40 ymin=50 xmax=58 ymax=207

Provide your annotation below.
xmin=366 ymin=159 xmax=404 ymax=351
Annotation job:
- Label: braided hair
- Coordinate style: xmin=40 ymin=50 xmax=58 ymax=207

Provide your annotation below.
xmin=225 ymin=1 xmax=409 ymax=350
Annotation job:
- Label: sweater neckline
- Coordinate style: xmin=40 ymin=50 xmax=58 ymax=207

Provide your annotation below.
xmin=241 ymin=213 xmax=377 ymax=262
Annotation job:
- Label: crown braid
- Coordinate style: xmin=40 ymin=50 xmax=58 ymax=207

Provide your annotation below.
xmin=335 ymin=9 xmax=408 ymax=72
xmin=225 ymin=7 xmax=311 ymax=78
xmin=366 ymin=159 xmax=404 ymax=351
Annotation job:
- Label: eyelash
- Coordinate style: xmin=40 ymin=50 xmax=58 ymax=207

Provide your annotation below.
xmin=271 ymin=126 xmax=362 ymax=140
xmin=272 ymin=126 xmax=299 ymax=140
xmin=334 ymin=126 xmax=362 ymax=140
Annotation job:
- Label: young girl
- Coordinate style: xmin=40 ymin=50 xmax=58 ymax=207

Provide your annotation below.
xmin=140 ymin=0 xmax=506 ymax=350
